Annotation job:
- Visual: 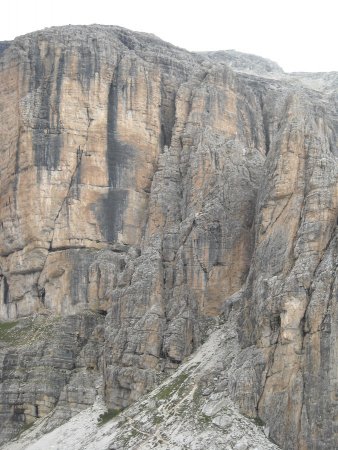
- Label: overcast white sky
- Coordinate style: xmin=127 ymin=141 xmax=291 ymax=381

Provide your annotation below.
xmin=1 ymin=0 xmax=337 ymax=73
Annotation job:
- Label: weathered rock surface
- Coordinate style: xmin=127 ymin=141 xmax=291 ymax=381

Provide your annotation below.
xmin=2 ymin=316 xmax=279 ymax=450
xmin=0 ymin=25 xmax=337 ymax=449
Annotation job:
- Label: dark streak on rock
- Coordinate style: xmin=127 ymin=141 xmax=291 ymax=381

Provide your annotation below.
xmin=32 ymin=43 xmax=64 ymax=171
xmin=2 ymin=275 xmax=9 ymax=304
xmin=98 ymin=190 xmax=128 ymax=243
xmin=107 ymin=63 xmax=135 ymax=188
xmin=78 ymin=38 xmax=100 ymax=88
xmin=0 ymin=41 xmax=11 ymax=55
xmin=96 ymin=60 xmax=135 ymax=243
xmin=69 ymin=249 xmax=97 ymax=305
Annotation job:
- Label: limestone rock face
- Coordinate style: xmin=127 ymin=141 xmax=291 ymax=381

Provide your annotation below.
xmin=2 ymin=320 xmax=279 ymax=450
xmin=0 ymin=25 xmax=337 ymax=449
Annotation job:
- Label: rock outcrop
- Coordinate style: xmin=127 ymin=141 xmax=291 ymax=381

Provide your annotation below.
xmin=3 ymin=321 xmax=279 ymax=450
xmin=0 ymin=25 xmax=337 ymax=449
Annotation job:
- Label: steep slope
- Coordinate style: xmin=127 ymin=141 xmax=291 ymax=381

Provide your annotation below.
xmin=0 ymin=25 xmax=337 ymax=449
xmin=2 ymin=314 xmax=279 ymax=450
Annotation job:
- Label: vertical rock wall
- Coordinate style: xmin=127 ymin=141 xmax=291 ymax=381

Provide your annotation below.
xmin=0 ymin=26 xmax=337 ymax=449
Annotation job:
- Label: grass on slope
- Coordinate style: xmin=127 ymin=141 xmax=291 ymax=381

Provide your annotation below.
xmin=98 ymin=409 xmax=121 ymax=426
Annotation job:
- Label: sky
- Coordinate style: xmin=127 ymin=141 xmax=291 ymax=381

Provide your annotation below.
xmin=2 ymin=0 xmax=337 ymax=73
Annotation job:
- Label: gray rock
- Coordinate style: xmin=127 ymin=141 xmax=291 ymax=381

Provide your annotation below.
xmin=0 ymin=24 xmax=337 ymax=449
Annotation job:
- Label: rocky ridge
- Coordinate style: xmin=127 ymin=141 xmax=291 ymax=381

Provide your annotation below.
xmin=0 ymin=25 xmax=337 ymax=449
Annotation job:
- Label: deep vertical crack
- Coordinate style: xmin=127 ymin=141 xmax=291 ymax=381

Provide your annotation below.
xmin=36 ymin=148 xmax=84 ymax=296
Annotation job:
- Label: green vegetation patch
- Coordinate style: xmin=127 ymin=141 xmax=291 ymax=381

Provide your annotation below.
xmin=0 ymin=316 xmax=62 ymax=346
xmin=253 ymin=416 xmax=265 ymax=427
xmin=15 ymin=420 xmax=35 ymax=438
xmin=153 ymin=413 xmax=164 ymax=424
xmin=155 ymin=373 xmax=189 ymax=401
xmin=131 ymin=428 xmax=141 ymax=437
xmin=0 ymin=321 xmax=20 ymax=343
xmin=243 ymin=412 xmax=266 ymax=427
xmin=98 ymin=409 xmax=121 ymax=426
xmin=199 ymin=413 xmax=212 ymax=425
xmin=20 ymin=421 xmax=35 ymax=433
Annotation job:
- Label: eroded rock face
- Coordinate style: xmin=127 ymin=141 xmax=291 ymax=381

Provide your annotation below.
xmin=0 ymin=25 xmax=337 ymax=449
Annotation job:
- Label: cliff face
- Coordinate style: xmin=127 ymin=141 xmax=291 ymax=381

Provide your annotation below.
xmin=0 ymin=25 xmax=337 ymax=449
